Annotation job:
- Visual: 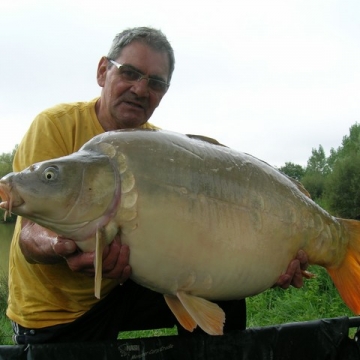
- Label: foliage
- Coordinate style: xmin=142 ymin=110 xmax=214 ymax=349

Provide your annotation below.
xmin=299 ymin=145 xmax=331 ymax=202
xmin=278 ymin=162 xmax=305 ymax=181
xmin=0 ymin=147 xmax=16 ymax=178
xmin=337 ymin=123 xmax=360 ymax=159
xmin=325 ymin=153 xmax=360 ymax=218
xmin=280 ymin=123 xmax=360 ymax=217
xmin=306 ymin=145 xmax=330 ymax=175
xmin=301 ymin=171 xmax=326 ymax=200
xmin=323 ymin=123 xmax=360 ymax=217
xmin=0 ymin=147 xmax=17 ymax=223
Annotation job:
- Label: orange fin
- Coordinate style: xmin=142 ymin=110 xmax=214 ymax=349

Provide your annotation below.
xmin=176 ymin=291 xmax=225 ymax=335
xmin=327 ymin=219 xmax=360 ymax=314
xmin=164 ymin=294 xmax=197 ymax=332
xmin=94 ymin=229 xmax=106 ymax=299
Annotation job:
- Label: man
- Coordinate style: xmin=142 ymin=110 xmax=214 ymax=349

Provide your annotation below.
xmin=7 ymin=27 xmax=308 ymax=344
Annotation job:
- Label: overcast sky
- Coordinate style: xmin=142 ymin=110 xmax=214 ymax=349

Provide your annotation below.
xmin=1 ymin=0 xmax=359 ymax=167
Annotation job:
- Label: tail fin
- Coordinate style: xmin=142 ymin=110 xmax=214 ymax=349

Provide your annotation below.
xmin=327 ymin=219 xmax=360 ymax=314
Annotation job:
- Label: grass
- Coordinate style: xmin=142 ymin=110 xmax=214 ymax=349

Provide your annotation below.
xmin=118 ymin=326 xmax=178 ymax=339
xmin=247 ymin=266 xmax=352 ymax=327
xmin=0 ymin=266 xmax=355 ymax=344
xmin=0 ymin=272 xmax=12 ymax=345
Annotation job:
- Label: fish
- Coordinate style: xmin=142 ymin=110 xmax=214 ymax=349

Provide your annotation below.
xmin=1 ymin=129 xmax=360 ymax=336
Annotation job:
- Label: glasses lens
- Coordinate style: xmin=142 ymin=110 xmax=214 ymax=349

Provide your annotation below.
xmin=118 ymin=66 xmax=141 ymax=82
xmin=148 ymin=79 xmax=168 ymax=93
xmin=118 ymin=64 xmax=168 ymax=93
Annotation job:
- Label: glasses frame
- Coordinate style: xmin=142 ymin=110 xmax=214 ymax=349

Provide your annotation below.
xmin=108 ymin=59 xmax=170 ymax=93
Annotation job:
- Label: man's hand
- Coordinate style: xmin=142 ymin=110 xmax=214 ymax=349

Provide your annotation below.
xmin=19 ymin=218 xmax=131 ymax=285
xmin=54 ymin=234 xmax=131 ymax=284
xmin=274 ymin=250 xmax=310 ymax=289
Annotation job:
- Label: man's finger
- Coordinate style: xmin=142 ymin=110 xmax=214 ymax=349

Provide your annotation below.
xmin=103 ymin=244 xmax=131 ymax=282
xmin=53 ymin=238 xmax=77 ymax=256
xmin=296 ymin=250 xmax=308 ymax=269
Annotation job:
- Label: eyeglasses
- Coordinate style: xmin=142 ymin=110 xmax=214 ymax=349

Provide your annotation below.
xmin=108 ymin=59 xmax=170 ymax=93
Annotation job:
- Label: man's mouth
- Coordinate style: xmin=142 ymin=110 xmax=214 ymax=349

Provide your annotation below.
xmin=124 ymin=101 xmax=144 ymax=110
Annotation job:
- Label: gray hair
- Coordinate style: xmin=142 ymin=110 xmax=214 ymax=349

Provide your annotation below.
xmin=107 ymin=27 xmax=175 ymax=83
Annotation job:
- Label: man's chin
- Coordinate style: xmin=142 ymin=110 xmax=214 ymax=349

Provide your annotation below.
xmin=117 ymin=118 xmax=147 ymax=129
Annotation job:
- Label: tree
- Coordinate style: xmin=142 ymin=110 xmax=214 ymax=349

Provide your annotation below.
xmin=327 ymin=123 xmax=360 ymax=169
xmin=300 ymin=145 xmax=330 ymax=201
xmin=278 ymin=162 xmax=305 ymax=181
xmin=301 ymin=172 xmax=326 ymax=201
xmin=338 ymin=122 xmax=360 ymax=158
xmin=0 ymin=147 xmax=17 ymax=222
xmin=322 ymin=123 xmax=360 ymax=219
xmin=306 ymin=145 xmax=330 ymax=175
xmin=325 ymin=154 xmax=360 ymax=219
xmin=277 ymin=123 xmax=360 ymax=216
xmin=326 ymin=147 xmax=339 ymax=174
xmin=0 ymin=147 xmax=16 ymax=178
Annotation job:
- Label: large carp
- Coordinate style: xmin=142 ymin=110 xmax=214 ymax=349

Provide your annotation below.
xmin=1 ymin=129 xmax=360 ymax=335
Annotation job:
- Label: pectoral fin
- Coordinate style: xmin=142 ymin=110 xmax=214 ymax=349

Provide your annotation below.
xmin=94 ymin=229 xmax=106 ymax=299
xmin=164 ymin=292 xmax=225 ymax=335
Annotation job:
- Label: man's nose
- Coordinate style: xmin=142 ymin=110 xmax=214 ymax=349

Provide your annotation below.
xmin=130 ymin=78 xmax=150 ymax=97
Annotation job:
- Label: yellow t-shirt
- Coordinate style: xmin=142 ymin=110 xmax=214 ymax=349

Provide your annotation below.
xmin=7 ymin=98 xmax=158 ymax=328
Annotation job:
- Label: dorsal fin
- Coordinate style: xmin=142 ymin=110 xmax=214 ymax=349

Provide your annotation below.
xmin=186 ymin=134 xmax=227 ymax=147
xmin=283 ymin=173 xmax=312 ymax=198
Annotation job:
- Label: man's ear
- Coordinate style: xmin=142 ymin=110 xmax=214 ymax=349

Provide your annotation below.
xmin=97 ymin=56 xmax=109 ymax=87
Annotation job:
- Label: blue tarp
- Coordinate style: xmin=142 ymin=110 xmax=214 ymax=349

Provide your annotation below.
xmin=0 ymin=316 xmax=359 ymax=360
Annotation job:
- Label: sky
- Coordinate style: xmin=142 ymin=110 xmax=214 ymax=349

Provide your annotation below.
xmin=0 ymin=0 xmax=359 ymax=167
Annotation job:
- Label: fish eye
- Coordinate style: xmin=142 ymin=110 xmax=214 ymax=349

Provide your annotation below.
xmin=43 ymin=167 xmax=58 ymax=181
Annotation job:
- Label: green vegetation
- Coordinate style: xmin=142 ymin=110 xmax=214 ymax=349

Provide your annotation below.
xmin=0 ymin=273 xmax=12 ymax=345
xmin=0 ymin=148 xmax=17 ymax=223
xmin=279 ymin=122 xmax=360 ymax=218
xmin=0 ymin=148 xmax=15 ymax=177
xmin=1 ymin=124 xmax=360 ymax=344
xmin=0 ymin=149 xmax=16 ymax=343
xmin=118 ymin=326 xmax=177 ymax=339
xmin=246 ymin=267 xmax=352 ymax=328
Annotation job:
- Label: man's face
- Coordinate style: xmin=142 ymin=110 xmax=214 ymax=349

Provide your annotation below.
xmin=96 ymin=41 xmax=170 ymax=130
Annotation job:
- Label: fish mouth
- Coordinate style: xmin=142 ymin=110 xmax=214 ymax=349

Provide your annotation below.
xmin=0 ymin=182 xmax=24 ymax=220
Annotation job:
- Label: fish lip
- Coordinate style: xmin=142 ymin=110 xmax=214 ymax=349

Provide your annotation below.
xmin=0 ymin=182 xmax=11 ymax=207
xmin=0 ymin=181 xmax=24 ymax=218
xmin=0 ymin=182 xmax=13 ymax=219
